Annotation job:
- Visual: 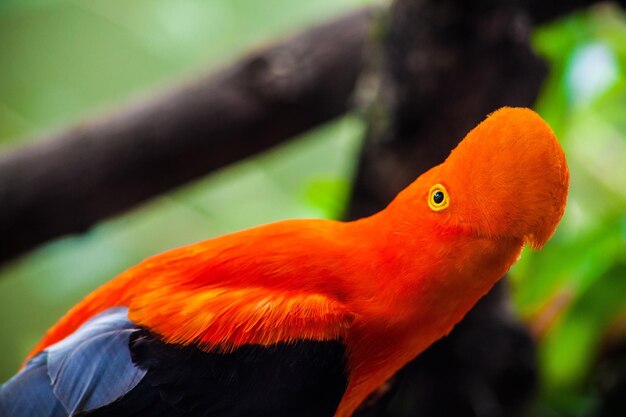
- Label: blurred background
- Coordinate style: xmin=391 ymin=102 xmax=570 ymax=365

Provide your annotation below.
xmin=0 ymin=1 xmax=625 ymax=417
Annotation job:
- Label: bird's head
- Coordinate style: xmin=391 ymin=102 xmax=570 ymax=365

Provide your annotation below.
xmin=389 ymin=107 xmax=569 ymax=250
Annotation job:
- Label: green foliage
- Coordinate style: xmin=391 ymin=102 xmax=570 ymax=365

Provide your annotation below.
xmin=511 ymin=5 xmax=626 ymax=414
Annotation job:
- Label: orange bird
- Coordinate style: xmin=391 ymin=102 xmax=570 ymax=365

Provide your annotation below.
xmin=0 ymin=107 xmax=569 ymax=417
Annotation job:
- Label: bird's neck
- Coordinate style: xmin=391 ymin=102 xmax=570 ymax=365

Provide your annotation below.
xmin=336 ymin=215 xmax=524 ymax=417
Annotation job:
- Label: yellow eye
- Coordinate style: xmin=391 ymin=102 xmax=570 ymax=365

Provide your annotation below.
xmin=428 ymin=184 xmax=449 ymax=211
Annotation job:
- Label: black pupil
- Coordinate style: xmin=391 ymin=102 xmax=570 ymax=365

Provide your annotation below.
xmin=433 ymin=191 xmax=444 ymax=204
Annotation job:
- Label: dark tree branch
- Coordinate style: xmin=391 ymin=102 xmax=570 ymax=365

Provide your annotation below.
xmin=347 ymin=0 xmax=547 ymax=221
xmin=525 ymin=0 xmax=626 ymax=24
xmin=0 ymin=9 xmax=371 ymax=264
xmin=350 ymin=0 xmax=548 ymax=416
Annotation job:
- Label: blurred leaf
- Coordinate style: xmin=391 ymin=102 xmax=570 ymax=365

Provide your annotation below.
xmin=566 ymin=42 xmax=618 ymax=106
xmin=541 ymin=262 xmax=626 ymax=396
xmin=514 ymin=5 xmax=626 ymax=414
xmin=304 ymin=177 xmax=351 ymax=219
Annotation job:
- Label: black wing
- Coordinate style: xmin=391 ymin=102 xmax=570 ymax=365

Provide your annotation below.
xmin=85 ymin=328 xmax=349 ymax=417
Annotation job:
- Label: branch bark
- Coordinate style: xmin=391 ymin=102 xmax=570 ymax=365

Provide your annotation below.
xmin=350 ymin=0 xmax=548 ymax=415
xmin=525 ymin=0 xmax=626 ymax=24
xmin=0 ymin=9 xmax=371 ymax=264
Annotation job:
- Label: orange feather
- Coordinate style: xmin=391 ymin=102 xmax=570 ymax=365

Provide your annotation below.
xmin=26 ymin=107 xmax=569 ymax=417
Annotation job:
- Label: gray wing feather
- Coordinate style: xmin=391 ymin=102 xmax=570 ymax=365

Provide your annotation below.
xmin=0 ymin=307 xmax=146 ymax=417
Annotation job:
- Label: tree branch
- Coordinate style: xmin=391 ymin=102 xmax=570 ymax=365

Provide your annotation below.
xmin=525 ymin=0 xmax=626 ymax=24
xmin=0 ymin=8 xmax=371 ymax=264
xmin=350 ymin=0 xmax=547 ymax=415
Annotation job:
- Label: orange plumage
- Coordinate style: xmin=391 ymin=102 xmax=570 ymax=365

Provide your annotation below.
xmin=25 ymin=107 xmax=569 ymax=417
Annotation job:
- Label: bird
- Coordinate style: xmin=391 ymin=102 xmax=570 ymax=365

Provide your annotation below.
xmin=0 ymin=107 xmax=569 ymax=417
